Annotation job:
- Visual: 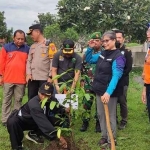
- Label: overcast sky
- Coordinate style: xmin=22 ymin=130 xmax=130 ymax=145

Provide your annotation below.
xmin=0 ymin=0 xmax=59 ymax=33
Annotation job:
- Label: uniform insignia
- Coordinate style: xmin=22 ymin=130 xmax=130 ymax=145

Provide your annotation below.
xmin=45 ymin=85 xmax=50 ymax=90
xmin=96 ymin=34 xmax=99 ymax=38
xmin=121 ymin=51 xmax=125 ymax=55
xmin=66 ymin=44 xmax=70 ymax=48
xmin=59 ymin=55 xmax=64 ymax=61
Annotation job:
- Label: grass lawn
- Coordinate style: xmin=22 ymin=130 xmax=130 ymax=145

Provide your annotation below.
xmin=0 ymin=68 xmax=149 ymax=150
xmin=126 ymin=43 xmax=141 ymax=47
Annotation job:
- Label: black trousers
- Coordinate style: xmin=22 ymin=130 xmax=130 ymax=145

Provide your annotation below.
xmin=7 ymin=111 xmax=38 ymax=149
xmin=28 ymin=80 xmax=47 ymax=101
xmin=7 ymin=111 xmax=69 ymax=149
xmin=118 ymin=86 xmax=128 ymax=122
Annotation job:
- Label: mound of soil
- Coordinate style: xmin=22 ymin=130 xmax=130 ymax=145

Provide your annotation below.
xmin=45 ymin=137 xmax=79 ymax=150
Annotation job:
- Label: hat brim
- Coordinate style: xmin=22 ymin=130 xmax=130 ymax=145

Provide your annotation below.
xmin=62 ymin=49 xmax=74 ymax=54
xmin=26 ymin=29 xmax=33 ymax=35
xmin=39 ymin=89 xmax=52 ymax=96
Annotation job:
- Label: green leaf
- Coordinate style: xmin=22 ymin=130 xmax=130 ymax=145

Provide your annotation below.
xmin=50 ymin=101 xmax=57 ymax=110
xmin=41 ymin=97 xmax=48 ymax=108
xmin=84 ymin=94 xmax=90 ymax=101
xmin=52 ymin=75 xmax=61 ymax=81
xmin=57 ymin=128 xmax=61 ymax=138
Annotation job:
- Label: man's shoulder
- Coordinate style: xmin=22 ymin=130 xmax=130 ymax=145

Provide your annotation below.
xmin=3 ymin=42 xmax=13 ymax=49
xmin=28 ymin=96 xmax=41 ymax=109
xmin=30 ymin=43 xmax=38 ymax=49
xmin=73 ymin=52 xmax=82 ymax=59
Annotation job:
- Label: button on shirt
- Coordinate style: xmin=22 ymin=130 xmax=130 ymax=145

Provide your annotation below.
xmin=26 ymin=42 xmax=51 ymax=80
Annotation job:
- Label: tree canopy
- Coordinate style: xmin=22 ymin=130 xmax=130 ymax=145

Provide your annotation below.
xmin=57 ymin=0 xmax=150 ymax=42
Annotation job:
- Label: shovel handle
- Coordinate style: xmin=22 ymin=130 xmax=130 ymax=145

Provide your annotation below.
xmin=104 ymin=103 xmax=116 ymax=150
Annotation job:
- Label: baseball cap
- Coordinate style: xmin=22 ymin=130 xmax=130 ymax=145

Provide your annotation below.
xmin=39 ymin=82 xmax=54 ymax=96
xmin=89 ymin=32 xmax=101 ymax=39
xmin=62 ymin=39 xmax=74 ymax=54
xmin=26 ymin=24 xmax=42 ymax=35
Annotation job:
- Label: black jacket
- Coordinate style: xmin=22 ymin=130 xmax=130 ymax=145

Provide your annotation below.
xmin=92 ymin=49 xmax=125 ymax=96
xmin=119 ymin=45 xmax=133 ymax=86
xmin=20 ymin=95 xmax=66 ymax=140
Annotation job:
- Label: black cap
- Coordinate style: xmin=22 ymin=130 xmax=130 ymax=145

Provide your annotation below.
xmin=62 ymin=39 xmax=74 ymax=54
xmin=26 ymin=24 xmax=42 ymax=35
xmin=39 ymin=82 xmax=54 ymax=96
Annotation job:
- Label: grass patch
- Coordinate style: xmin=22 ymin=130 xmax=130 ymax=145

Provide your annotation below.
xmin=126 ymin=43 xmax=141 ymax=47
xmin=0 ymin=69 xmax=149 ymax=150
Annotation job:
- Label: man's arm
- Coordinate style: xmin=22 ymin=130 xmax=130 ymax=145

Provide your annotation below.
xmin=52 ymin=52 xmax=60 ymax=93
xmin=0 ymin=47 xmax=7 ymax=85
xmin=85 ymin=47 xmax=100 ymax=64
xmin=30 ymin=107 xmax=57 ymax=140
xmin=71 ymin=70 xmax=80 ymax=90
xmin=124 ymin=50 xmax=133 ymax=76
xmin=26 ymin=47 xmax=33 ymax=82
xmin=70 ymin=54 xmax=82 ymax=90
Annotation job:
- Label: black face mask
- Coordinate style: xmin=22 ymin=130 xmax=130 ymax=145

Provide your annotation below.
xmin=115 ymin=41 xmax=121 ymax=49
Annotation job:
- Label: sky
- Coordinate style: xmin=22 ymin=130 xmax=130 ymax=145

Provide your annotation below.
xmin=0 ymin=0 xmax=59 ymax=33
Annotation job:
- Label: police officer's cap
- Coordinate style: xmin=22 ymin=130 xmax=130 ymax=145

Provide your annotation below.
xmin=26 ymin=24 xmax=42 ymax=35
xmin=62 ymin=39 xmax=74 ymax=54
xmin=39 ymin=82 xmax=54 ymax=96
xmin=90 ymin=32 xmax=101 ymax=39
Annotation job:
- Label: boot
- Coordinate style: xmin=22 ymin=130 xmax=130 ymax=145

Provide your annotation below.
xmin=95 ymin=120 xmax=101 ymax=132
xmin=80 ymin=121 xmax=89 ymax=132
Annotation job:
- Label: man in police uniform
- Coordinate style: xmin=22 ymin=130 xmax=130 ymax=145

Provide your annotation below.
xmin=113 ymin=29 xmax=133 ymax=129
xmin=80 ymin=32 xmax=103 ymax=132
xmin=7 ymin=82 xmax=69 ymax=150
xmin=52 ymin=39 xmax=82 ymax=94
xmin=26 ymin=24 xmax=52 ymax=101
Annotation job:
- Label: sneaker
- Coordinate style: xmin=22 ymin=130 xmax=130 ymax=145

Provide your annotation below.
xmin=118 ymin=121 xmax=127 ymax=130
xmin=101 ymin=141 xmax=117 ymax=150
xmin=25 ymin=131 xmax=44 ymax=144
xmin=98 ymin=138 xmax=108 ymax=146
xmin=95 ymin=120 xmax=101 ymax=132
xmin=80 ymin=121 xmax=89 ymax=132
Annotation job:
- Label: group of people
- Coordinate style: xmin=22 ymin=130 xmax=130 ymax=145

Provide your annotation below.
xmin=0 ymin=23 xmax=133 ymax=150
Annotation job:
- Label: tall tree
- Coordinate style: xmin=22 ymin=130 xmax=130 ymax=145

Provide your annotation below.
xmin=57 ymin=0 xmax=150 ymax=42
xmin=0 ymin=11 xmax=7 ymax=38
xmin=34 ymin=12 xmax=57 ymax=29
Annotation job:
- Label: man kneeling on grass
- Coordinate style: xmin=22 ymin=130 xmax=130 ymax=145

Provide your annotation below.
xmin=7 ymin=82 xmax=69 ymax=150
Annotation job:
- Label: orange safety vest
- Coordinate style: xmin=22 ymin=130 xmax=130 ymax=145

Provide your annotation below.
xmin=143 ymin=48 xmax=150 ymax=84
xmin=48 ymin=43 xmax=57 ymax=59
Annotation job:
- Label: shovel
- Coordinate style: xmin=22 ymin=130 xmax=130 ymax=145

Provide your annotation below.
xmin=104 ymin=103 xmax=116 ymax=150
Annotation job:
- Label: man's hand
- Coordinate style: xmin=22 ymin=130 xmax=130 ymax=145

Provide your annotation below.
xmin=26 ymin=74 xmax=32 ymax=83
xmin=65 ymin=107 xmax=70 ymax=113
xmin=0 ymin=76 xmax=3 ymax=86
xmin=55 ymin=85 xmax=61 ymax=94
xmin=142 ymin=86 xmax=146 ymax=104
xmin=59 ymin=136 xmax=67 ymax=148
xmin=142 ymin=72 xmax=145 ymax=80
xmin=101 ymin=92 xmax=110 ymax=104
xmin=88 ymin=39 xmax=96 ymax=48
xmin=47 ymin=77 xmax=53 ymax=83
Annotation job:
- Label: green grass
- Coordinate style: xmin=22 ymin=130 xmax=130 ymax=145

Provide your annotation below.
xmin=0 ymin=68 xmax=149 ymax=150
xmin=126 ymin=43 xmax=141 ymax=47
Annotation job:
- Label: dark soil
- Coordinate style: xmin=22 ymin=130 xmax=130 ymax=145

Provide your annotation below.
xmin=45 ymin=137 xmax=79 ymax=150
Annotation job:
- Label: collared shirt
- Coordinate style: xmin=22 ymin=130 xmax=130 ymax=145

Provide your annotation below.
xmin=52 ymin=51 xmax=82 ymax=82
xmin=0 ymin=42 xmax=29 ymax=84
xmin=26 ymin=42 xmax=52 ymax=80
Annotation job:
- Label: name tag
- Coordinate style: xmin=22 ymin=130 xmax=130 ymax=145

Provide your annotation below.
xmin=106 ymin=59 xmax=112 ymax=61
